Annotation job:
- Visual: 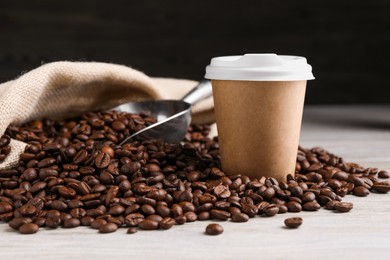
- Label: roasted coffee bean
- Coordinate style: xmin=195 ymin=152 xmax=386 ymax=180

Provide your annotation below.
xmin=205 ymin=223 xmax=223 ymax=235
xmin=147 ymin=214 xmax=163 ymax=223
xmin=210 ymin=209 xmax=230 ymax=221
xmin=231 ymin=212 xmax=249 ymax=223
xmin=127 ymin=227 xmax=138 ymax=234
xmin=63 ymin=218 xmax=81 ymax=228
xmin=286 ymin=201 xmax=302 ymax=212
xmin=70 ymin=208 xmax=87 ymax=219
xmin=159 ymin=217 xmax=176 ymax=230
xmin=198 ymin=212 xmax=210 ymax=221
xmin=19 ymin=223 xmax=39 ymax=234
xmin=46 ymin=210 xmax=61 ymax=219
xmin=19 ymin=205 xmax=38 ymax=217
xmin=0 ymin=202 xmax=13 ymax=214
xmin=80 ymin=216 xmax=94 ymax=226
xmin=302 ymin=201 xmax=321 ymax=211
xmin=141 ymin=204 xmax=155 ymax=215
xmin=34 ymin=217 xmax=46 ymax=227
xmin=95 ymin=153 xmax=111 ymax=169
xmin=124 ymin=213 xmax=144 ymax=227
xmin=302 ymin=192 xmax=316 ymax=203
xmin=173 ymin=215 xmax=186 ymax=225
xmin=73 ymin=149 xmax=88 ymax=165
xmin=284 ymin=217 xmax=303 ymax=228
xmin=21 ymin=168 xmax=38 ymax=182
xmin=91 ymin=219 xmax=107 ymax=229
xmin=138 ymin=219 xmax=159 ymax=230
xmin=378 ymin=170 xmax=390 ymax=179
xmin=111 ymin=121 xmax=126 ymax=132
xmin=156 ymin=205 xmax=171 ymax=218
xmin=38 ymin=158 xmax=56 ymax=168
xmin=353 ymin=186 xmax=370 ymax=197
xmin=264 ymin=205 xmax=279 ymax=216
xmin=108 ymin=205 xmax=125 ymax=216
xmin=58 ymin=186 xmax=76 ymax=199
xmin=99 ymin=222 xmax=118 ymax=233
xmin=334 ymin=202 xmax=353 ymax=212
xmin=184 ymin=211 xmax=197 ymax=222
xmin=213 ymin=184 xmax=231 ymax=199
xmin=60 ymin=212 xmax=72 ymax=222
xmin=325 ymin=200 xmax=339 ymax=210
xmin=371 ymin=183 xmax=390 ymax=193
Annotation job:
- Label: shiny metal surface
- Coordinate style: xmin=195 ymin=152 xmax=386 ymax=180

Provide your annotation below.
xmin=113 ymin=80 xmax=212 ymax=144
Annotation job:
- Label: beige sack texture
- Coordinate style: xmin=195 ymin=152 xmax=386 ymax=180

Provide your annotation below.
xmin=0 ymin=61 xmax=215 ymax=170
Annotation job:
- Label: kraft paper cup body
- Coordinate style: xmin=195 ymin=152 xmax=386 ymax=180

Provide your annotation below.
xmin=205 ymin=54 xmax=314 ymax=182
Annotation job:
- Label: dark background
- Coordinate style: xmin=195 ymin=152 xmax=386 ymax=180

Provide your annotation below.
xmin=1 ymin=0 xmax=389 ymax=104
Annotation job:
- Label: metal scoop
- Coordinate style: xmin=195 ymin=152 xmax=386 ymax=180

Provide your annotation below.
xmin=114 ymin=80 xmax=213 ymax=144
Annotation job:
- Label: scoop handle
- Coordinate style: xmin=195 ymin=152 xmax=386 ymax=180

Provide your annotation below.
xmin=181 ymin=80 xmax=213 ymax=105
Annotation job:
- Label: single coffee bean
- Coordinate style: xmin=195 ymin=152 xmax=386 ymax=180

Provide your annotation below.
xmin=111 ymin=121 xmax=126 ymax=132
xmin=138 ymin=219 xmax=159 ymax=230
xmin=63 ymin=218 xmax=81 ymax=228
xmin=101 ymin=146 xmax=115 ymax=158
xmin=231 ymin=212 xmax=249 ymax=223
xmin=19 ymin=204 xmax=38 ymax=217
xmin=0 ymin=202 xmax=13 ymax=214
xmin=371 ymin=183 xmax=390 ymax=193
xmin=91 ymin=219 xmax=107 ymax=229
xmin=125 ymin=213 xmax=144 ymax=227
xmin=175 ymin=215 xmax=187 ymax=225
xmin=127 ymin=227 xmax=138 ymax=234
xmin=264 ymin=205 xmax=279 ymax=216
xmin=37 ymin=158 xmax=56 ymax=168
xmin=213 ymin=184 xmax=231 ymax=199
xmin=210 ymin=209 xmax=231 ymax=221
xmin=80 ymin=216 xmax=95 ymax=226
xmin=34 ymin=217 xmax=46 ymax=227
xmin=325 ymin=200 xmax=339 ymax=210
xmin=99 ymin=222 xmax=118 ymax=233
xmin=141 ymin=204 xmax=155 ymax=215
xmin=302 ymin=192 xmax=316 ymax=203
xmin=72 ymin=149 xmax=88 ymax=165
xmin=205 ymin=223 xmax=223 ymax=235
xmin=19 ymin=223 xmax=39 ymax=234
xmin=353 ymin=186 xmax=370 ymax=197
xmin=334 ymin=202 xmax=353 ymax=212
xmin=184 ymin=211 xmax=197 ymax=222
xmin=286 ymin=201 xmax=302 ymax=212
xmin=302 ymin=201 xmax=321 ymax=211
xmin=95 ymin=152 xmax=111 ymax=169
xmin=159 ymin=217 xmax=176 ymax=230
xmin=108 ymin=205 xmax=125 ymax=216
xmin=284 ymin=217 xmax=303 ymax=228
xmin=198 ymin=212 xmax=210 ymax=221
xmin=156 ymin=205 xmax=171 ymax=218
xmin=147 ymin=214 xmax=163 ymax=223
xmin=378 ymin=170 xmax=390 ymax=179
xmin=45 ymin=217 xmax=61 ymax=229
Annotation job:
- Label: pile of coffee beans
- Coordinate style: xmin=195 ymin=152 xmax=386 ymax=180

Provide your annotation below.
xmin=0 ymin=110 xmax=389 ymax=235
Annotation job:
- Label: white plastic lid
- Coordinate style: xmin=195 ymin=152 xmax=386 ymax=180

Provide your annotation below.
xmin=205 ymin=53 xmax=314 ymax=81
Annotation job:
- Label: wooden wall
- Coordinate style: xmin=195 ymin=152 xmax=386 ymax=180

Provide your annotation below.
xmin=1 ymin=0 xmax=389 ymax=103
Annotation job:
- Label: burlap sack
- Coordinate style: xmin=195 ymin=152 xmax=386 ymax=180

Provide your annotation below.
xmin=0 ymin=61 xmax=215 ymax=170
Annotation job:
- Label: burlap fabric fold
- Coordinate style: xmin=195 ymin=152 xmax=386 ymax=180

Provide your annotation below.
xmin=0 ymin=61 xmax=215 ymax=170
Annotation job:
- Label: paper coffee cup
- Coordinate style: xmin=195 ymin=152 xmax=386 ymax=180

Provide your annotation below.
xmin=205 ymin=54 xmax=314 ymax=182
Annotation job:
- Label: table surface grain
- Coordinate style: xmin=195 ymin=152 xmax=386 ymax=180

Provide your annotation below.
xmin=1 ymin=105 xmax=390 ymax=260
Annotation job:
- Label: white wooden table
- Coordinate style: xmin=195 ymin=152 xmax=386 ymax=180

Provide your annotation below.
xmin=1 ymin=105 xmax=389 ymax=260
